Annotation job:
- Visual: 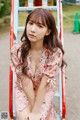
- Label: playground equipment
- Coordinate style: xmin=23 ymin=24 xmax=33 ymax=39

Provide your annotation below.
xmin=72 ymin=12 xmax=80 ymax=33
xmin=9 ymin=0 xmax=66 ymax=120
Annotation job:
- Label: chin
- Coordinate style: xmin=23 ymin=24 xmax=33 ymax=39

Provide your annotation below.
xmin=29 ymin=39 xmax=37 ymax=42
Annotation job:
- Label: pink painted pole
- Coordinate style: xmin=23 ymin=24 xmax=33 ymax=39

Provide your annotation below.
xmin=59 ymin=0 xmax=66 ymax=118
xmin=9 ymin=0 xmax=14 ymax=118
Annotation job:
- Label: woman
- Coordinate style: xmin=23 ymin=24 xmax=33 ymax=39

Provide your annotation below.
xmin=11 ymin=8 xmax=66 ymax=120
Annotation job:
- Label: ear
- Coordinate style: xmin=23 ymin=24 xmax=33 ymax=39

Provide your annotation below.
xmin=45 ymin=29 xmax=51 ymax=36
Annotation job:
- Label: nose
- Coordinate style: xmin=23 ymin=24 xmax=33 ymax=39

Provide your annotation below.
xmin=31 ymin=24 xmax=36 ymax=32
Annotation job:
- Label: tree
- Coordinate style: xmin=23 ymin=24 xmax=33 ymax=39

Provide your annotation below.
xmin=0 ymin=0 xmax=10 ymax=18
xmin=63 ymin=0 xmax=76 ymax=3
xmin=20 ymin=0 xmax=25 ymax=6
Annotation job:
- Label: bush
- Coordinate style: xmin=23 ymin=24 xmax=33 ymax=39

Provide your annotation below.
xmin=3 ymin=16 xmax=10 ymax=24
xmin=0 ymin=0 xmax=10 ymax=18
xmin=20 ymin=0 xmax=25 ymax=6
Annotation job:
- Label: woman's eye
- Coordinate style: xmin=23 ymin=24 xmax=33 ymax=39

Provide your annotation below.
xmin=28 ymin=21 xmax=33 ymax=25
xmin=39 ymin=25 xmax=43 ymax=28
xmin=38 ymin=24 xmax=43 ymax=28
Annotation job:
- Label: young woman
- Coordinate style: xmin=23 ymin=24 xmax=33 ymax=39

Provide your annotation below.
xmin=11 ymin=8 xmax=66 ymax=120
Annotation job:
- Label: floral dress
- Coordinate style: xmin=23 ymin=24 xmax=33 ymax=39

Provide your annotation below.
xmin=11 ymin=42 xmax=63 ymax=120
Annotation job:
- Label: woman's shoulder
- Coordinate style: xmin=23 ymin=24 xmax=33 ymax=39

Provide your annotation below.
xmin=11 ymin=42 xmax=22 ymax=53
xmin=53 ymin=47 xmax=62 ymax=55
xmin=46 ymin=47 xmax=63 ymax=66
xmin=45 ymin=47 xmax=62 ymax=57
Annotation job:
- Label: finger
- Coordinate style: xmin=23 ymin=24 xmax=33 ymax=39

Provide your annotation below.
xmin=27 ymin=117 xmax=29 ymax=120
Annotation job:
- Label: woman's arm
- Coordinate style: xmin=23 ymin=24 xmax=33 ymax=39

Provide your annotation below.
xmin=31 ymin=48 xmax=63 ymax=119
xmin=32 ymin=76 xmax=48 ymax=113
xmin=17 ymin=73 xmax=35 ymax=110
xmin=27 ymin=76 xmax=47 ymax=120
xmin=10 ymin=44 xmax=35 ymax=111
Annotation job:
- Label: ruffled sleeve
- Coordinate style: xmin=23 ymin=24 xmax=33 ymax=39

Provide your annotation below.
xmin=40 ymin=48 xmax=63 ymax=119
xmin=10 ymin=43 xmax=22 ymax=73
xmin=10 ymin=43 xmax=29 ymax=111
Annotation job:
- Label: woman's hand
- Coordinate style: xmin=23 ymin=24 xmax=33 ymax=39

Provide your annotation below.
xmin=28 ymin=113 xmax=42 ymax=120
xmin=16 ymin=72 xmax=29 ymax=82
xmin=16 ymin=72 xmax=31 ymax=88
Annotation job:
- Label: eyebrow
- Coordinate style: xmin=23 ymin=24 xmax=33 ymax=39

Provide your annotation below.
xmin=29 ymin=20 xmax=43 ymax=25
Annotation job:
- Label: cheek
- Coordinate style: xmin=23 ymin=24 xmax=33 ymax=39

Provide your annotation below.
xmin=26 ymin=24 xmax=30 ymax=30
xmin=26 ymin=26 xmax=28 ymax=31
xmin=26 ymin=26 xmax=30 ymax=33
xmin=41 ymin=30 xmax=48 ymax=36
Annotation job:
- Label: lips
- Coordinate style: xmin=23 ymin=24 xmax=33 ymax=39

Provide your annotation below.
xmin=29 ymin=34 xmax=36 ymax=37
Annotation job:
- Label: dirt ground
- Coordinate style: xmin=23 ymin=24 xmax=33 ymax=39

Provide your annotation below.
xmin=64 ymin=32 xmax=80 ymax=120
xmin=0 ymin=29 xmax=80 ymax=120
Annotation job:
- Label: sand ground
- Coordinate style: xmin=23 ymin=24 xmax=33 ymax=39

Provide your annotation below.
xmin=0 ymin=29 xmax=80 ymax=120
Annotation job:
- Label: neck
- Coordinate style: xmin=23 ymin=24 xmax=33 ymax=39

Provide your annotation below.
xmin=30 ymin=41 xmax=44 ymax=51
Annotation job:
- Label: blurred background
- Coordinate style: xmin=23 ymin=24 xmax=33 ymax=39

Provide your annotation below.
xmin=0 ymin=0 xmax=80 ymax=120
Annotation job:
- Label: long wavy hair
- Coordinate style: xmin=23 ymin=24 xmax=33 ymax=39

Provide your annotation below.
xmin=18 ymin=8 xmax=66 ymax=74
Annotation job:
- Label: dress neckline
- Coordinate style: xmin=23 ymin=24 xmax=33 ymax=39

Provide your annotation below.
xmin=28 ymin=48 xmax=45 ymax=76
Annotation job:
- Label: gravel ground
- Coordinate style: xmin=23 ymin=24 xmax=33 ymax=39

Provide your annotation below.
xmin=64 ymin=32 xmax=80 ymax=120
xmin=0 ymin=30 xmax=80 ymax=120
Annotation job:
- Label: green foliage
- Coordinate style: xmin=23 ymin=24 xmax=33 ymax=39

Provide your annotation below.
xmin=63 ymin=0 xmax=76 ymax=3
xmin=19 ymin=0 xmax=25 ymax=6
xmin=63 ymin=4 xmax=80 ymax=31
xmin=0 ymin=0 xmax=10 ymax=18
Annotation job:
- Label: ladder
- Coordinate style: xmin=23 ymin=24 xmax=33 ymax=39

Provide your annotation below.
xmin=9 ymin=0 xmax=66 ymax=120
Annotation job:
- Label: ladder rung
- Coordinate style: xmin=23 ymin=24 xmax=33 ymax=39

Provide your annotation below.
xmin=17 ymin=26 xmax=58 ymax=32
xmin=54 ymin=92 xmax=60 ymax=98
xmin=18 ymin=26 xmax=25 ymax=31
xmin=57 ymin=114 xmax=61 ymax=120
xmin=18 ymin=6 xmax=57 ymax=11
xmin=18 ymin=26 xmax=59 ymax=33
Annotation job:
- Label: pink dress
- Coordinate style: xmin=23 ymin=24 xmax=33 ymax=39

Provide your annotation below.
xmin=11 ymin=42 xmax=63 ymax=120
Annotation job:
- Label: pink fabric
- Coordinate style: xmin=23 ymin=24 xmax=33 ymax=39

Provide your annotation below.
xmin=11 ymin=43 xmax=63 ymax=120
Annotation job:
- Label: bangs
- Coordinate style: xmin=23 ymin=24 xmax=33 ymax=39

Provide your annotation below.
xmin=27 ymin=11 xmax=47 ymax=26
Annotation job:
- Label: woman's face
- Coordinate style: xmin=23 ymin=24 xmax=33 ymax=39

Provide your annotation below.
xmin=26 ymin=19 xmax=50 ymax=43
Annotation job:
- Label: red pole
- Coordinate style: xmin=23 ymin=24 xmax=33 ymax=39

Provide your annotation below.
xmin=59 ymin=0 xmax=66 ymax=118
xmin=9 ymin=0 xmax=14 ymax=118
xmin=9 ymin=68 xmax=13 ymax=118
xmin=35 ymin=0 xmax=42 ymax=6
xmin=10 ymin=0 xmax=14 ymax=49
xmin=62 ymin=68 xmax=66 ymax=118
